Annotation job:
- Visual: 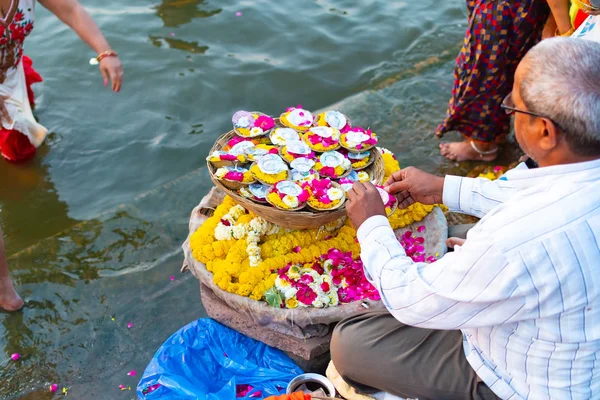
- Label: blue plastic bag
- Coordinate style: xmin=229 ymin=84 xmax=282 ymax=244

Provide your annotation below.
xmin=137 ymin=318 xmax=303 ymax=399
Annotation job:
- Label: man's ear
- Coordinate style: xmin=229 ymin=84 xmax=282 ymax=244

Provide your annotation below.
xmin=538 ymin=118 xmax=559 ymax=151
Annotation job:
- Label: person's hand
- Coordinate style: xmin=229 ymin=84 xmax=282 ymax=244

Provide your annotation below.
xmin=446 ymin=237 xmax=466 ymax=248
xmin=346 ymin=181 xmax=386 ymax=230
xmin=99 ymin=56 xmax=123 ymax=92
xmin=384 ymin=166 xmax=444 ymax=209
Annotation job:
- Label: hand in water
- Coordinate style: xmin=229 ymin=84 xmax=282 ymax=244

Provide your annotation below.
xmin=99 ymin=56 xmax=123 ymax=92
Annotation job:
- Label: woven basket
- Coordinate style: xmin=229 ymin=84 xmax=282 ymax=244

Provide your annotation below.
xmin=218 ymin=177 xmax=254 ymax=191
xmin=208 ymin=130 xmax=385 ymax=229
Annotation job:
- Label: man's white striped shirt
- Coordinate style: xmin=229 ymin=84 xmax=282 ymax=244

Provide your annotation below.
xmin=357 ymin=159 xmax=600 ymax=399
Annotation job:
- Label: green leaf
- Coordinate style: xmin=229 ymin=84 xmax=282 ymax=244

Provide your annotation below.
xmin=264 ymin=287 xmax=283 ymax=308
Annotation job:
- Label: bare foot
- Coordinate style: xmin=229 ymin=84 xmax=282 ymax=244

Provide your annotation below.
xmin=446 ymin=237 xmax=466 ymax=248
xmin=440 ymin=141 xmax=498 ymax=162
xmin=0 ymin=277 xmax=24 ymax=312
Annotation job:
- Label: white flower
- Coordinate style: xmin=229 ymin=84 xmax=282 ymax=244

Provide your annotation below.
xmin=312 ymin=298 xmax=325 ymax=308
xmin=249 ymin=255 xmax=262 ymax=267
xmin=357 ymin=171 xmax=370 ymax=182
xmin=232 ymin=225 xmax=246 ymax=240
xmin=288 ymin=265 xmax=301 ymax=279
xmin=341 ymin=158 xmax=352 ymax=170
xmin=215 ymin=168 xmax=228 ymax=179
xmin=327 ymin=292 xmax=339 ymax=307
xmin=250 ymin=127 xmax=264 ymax=136
xmin=275 ymin=276 xmax=290 ymax=289
xmin=341 ymin=183 xmax=353 ymax=193
xmin=214 ymin=224 xmax=232 ymax=241
xmin=327 ymin=188 xmax=344 ymax=201
xmin=229 ymin=205 xmax=246 ymax=219
xmin=282 ymin=195 xmax=299 ymax=208
xmin=323 ymin=259 xmax=334 ymax=273
xmin=239 ymin=187 xmax=252 ymax=198
xmin=246 ymin=243 xmax=261 ymax=257
xmin=275 ymin=277 xmax=298 ymax=300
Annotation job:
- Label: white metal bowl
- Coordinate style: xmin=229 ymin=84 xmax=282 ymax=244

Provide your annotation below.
xmin=286 ymin=373 xmax=336 ymax=397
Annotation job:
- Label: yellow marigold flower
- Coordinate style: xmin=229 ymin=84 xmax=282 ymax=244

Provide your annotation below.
xmin=286 ymin=298 xmax=299 ymax=309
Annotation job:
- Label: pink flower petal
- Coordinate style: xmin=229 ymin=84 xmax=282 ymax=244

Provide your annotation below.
xmin=10 ymin=353 xmax=20 ymax=361
xmin=127 ymin=322 xmax=134 ymax=329
xmin=119 ymin=384 xmax=126 ymax=390
xmin=50 ymin=384 xmax=58 ymax=393
xmin=417 ymin=225 xmax=426 ymax=233
xmin=235 ymin=11 xmax=242 ymax=16
xmin=293 ymin=246 xmax=301 ymax=253
xmin=127 ymin=370 xmax=137 ymax=377
xmin=170 ymin=276 xmax=175 ymax=281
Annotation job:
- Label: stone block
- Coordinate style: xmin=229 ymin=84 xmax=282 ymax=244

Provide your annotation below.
xmin=200 ymin=282 xmax=333 ymax=364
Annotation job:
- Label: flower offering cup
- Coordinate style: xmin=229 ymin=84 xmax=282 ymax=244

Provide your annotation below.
xmin=233 ymin=111 xmax=275 ymax=138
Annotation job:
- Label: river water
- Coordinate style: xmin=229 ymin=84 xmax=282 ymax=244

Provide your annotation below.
xmin=0 ymin=0 xmax=520 ymax=398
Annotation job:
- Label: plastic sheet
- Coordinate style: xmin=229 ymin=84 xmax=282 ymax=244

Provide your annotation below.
xmin=137 ymin=318 xmax=303 ymax=399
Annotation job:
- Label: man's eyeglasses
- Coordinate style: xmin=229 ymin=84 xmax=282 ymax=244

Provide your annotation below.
xmin=501 ymin=92 xmax=566 ymax=133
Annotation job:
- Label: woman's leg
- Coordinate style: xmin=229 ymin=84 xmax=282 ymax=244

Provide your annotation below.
xmin=437 ymin=0 xmax=549 ymax=162
xmin=0 ymin=224 xmax=23 ymax=312
xmin=331 ymin=311 xmax=499 ymax=400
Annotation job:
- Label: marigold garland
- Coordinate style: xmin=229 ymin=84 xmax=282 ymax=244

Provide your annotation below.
xmin=190 ymin=147 xmax=445 ymax=302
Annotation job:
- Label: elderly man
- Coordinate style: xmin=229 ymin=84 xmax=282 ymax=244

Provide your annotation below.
xmin=335 ymin=37 xmax=600 ymax=400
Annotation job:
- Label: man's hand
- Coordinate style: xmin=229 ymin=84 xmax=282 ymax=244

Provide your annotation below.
xmin=384 ymin=167 xmax=444 ymax=209
xmin=346 ymin=182 xmax=386 ymax=230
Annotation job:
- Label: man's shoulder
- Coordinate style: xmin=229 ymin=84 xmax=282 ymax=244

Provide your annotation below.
xmin=477 ymin=178 xmax=600 ymax=253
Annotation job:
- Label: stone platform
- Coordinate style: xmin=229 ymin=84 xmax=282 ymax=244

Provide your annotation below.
xmin=200 ymin=282 xmax=333 ymax=372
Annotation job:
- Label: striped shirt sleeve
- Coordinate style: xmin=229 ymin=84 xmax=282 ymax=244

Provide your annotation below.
xmin=357 ymin=215 xmax=536 ymax=330
xmin=443 ymin=175 xmax=518 ymax=218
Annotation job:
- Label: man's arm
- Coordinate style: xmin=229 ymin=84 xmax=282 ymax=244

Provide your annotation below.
xmin=386 ymin=166 xmax=527 ymax=219
xmin=38 ymin=0 xmax=123 ymax=91
xmin=356 ymin=216 xmax=535 ymax=330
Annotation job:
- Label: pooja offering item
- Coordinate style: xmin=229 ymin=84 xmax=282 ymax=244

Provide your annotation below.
xmin=342 ymin=148 xmax=375 ymax=170
xmin=337 ymin=170 xmax=371 ymax=194
xmin=290 ymin=158 xmax=319 ymax=183
xmin=315 ymin=151 xmax=352 ymax=179
xmin=214 ymin=166 xmax=255 ymax=190
xmin=340 ymin=127 xmax=378 ymax=152
xmin=303 ymin=179 xmax=345 ymax=211
xmin=281 ymin=141 xmax=315 ymax=164
xmin=250 ymin=154 xmax=290 ymax=185
xmin=207 ymin=112 xmax=386 ymax=229
xmin=267 ymin=181 xmax=310 ymax=211
xmin=239 ymin=183 xmax=270 ymax=203
xmin=206 ymin=151 xmax=247 ymax=168
xmin=280 ymin=106 xmax=314 ymax=132
xmin=376 ymin=185 xmax=398 ymax=216
xmin=270 ymin=127 xmax=300 ymax=146
xmin=246 ymin=144 xmax=278 ymax=161
xmin=313 ymin=110 xmax=351 ymax=131
xmin=303 ymin=126 xmax=341 ymax=152
xmin=232 ymin=111 xmax=275 ymax=138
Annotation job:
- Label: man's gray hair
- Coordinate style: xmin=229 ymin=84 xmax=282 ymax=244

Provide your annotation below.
xmin=520 ymin=37 xmax=600 ymax=156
